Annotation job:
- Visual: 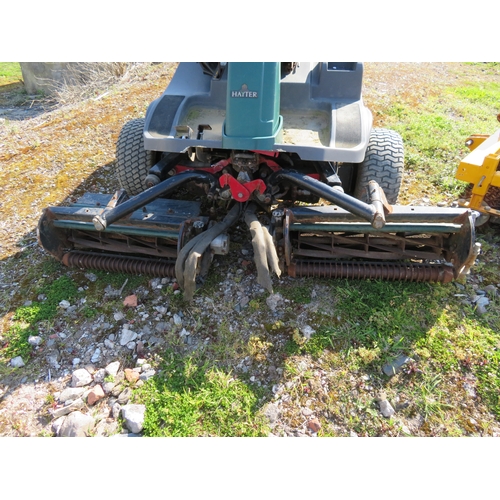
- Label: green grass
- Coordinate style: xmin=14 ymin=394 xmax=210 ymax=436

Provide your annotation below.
xmin=0 ymin=63 xmax=22 ymax=85
xmin=276 ymin=280 xmax=314 ymax=304
xmin=286 ymin=280 xmax=445 ymax=357
xmin=383 ymin=80 xmax=500 ymax=200
xmin=276 ymin=275 xmax=500 ymax=430
xmin=90 ymin=270 xmax=149 ymax=292
xmin=134 ymin=350 xmax=269 ymax=436
xmin=1 ymin=275 xmax=80 ymax=361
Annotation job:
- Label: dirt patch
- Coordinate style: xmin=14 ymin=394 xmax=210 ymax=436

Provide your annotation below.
xmin=363 ymin=62 xmax=465 ymax=123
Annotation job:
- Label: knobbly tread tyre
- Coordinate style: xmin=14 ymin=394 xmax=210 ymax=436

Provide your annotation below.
xmin=116 ymin=118 xmax=155 ymax=196
xmin=354 ymin=128 xmax=404 ymax=205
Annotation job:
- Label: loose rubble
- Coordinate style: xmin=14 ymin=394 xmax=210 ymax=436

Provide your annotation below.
xmin=45 ymin=358 xmax=149 ymax=436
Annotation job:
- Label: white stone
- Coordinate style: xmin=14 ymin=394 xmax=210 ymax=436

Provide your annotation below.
xmin=476 ymin=296 xmax=490 ymax=307
xmin=120 ymin=328 xmax=137 ymax=346
xmin=58 ymin=387 xmax=85 ymax=403
xmin=71 ymin=368 xmax=93 ymax=387
xmin=59 ymin=300 xmax=71 ymax=309
xmin=300 ymin=325 xmax=316 ymax=339
xmin=72 ymin=358 xmax=81 ymax=366
xmin=102 ymin=381 xmax=116 ymax=394
xmin=173 ymin=314 xmax=182 ymax=325
xmin=139 ymin=370 xmax=156 ymax=381
xmin=90 ymin=348 xmax=101 ymax=364
xmin=121 ymin=404 xmax=146 ymax=434
xmin=28 ymin=336 xmax=43 ymax=346
xmin=52 ymin=398 xmax=84 ymax=418
xmin=10 ymin=356 xmax=25 ymax=368
xmin=105 ymin=361 xmax=120 ymax=377
xmin=266 ymin=293 xmax=282 ymax=312
xmin=104 ymin=339 xmax=115 ymax=349
xmin=401 ymin=425 xmax=412 ymax=435
xmin=93 ymin=368 xmax=106 ymax=383
xmin=52 ymin=416 xmax=66 ymax=436
xmin=47 ymin=354 xmax=60 ymax=369
xmin=114 ymin=312 xmax=125 ymax=322
xmin=378 ymin=399 xmax=395 ymax=418
xmin=58 ymin=411 xmax=95 ymax=437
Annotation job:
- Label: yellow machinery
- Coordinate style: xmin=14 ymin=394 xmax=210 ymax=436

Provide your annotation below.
xmin=456 ymin=117 xmax=500 ymax=222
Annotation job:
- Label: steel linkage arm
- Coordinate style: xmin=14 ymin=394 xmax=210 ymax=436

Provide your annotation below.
xmin=268 ymin=170 xmax=389 ymax=229
xmin=92 ymin=171 xmax=216 ymax=231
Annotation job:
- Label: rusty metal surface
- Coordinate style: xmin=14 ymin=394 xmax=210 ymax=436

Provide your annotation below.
xmin=62 ymin=251 xmax=176 ymax=277
xmin=67 ymin=232 xmax=178 ymax=259
xmin=288 ymin=260 xmax=454 ymax=283
xmin=292 ymin=233 xmax=448 ymax=261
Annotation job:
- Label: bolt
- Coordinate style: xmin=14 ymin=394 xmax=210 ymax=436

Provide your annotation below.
xmin=237 ymin=193 xmax=243 ymax=199
xmin=372 ymin=213 xmax=385 ymax=230
xmin=93 ymin=216 xmax=106 ymax=231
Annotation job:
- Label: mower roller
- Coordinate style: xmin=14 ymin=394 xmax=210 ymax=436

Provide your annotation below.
xmin=38 ymin=62 xmax=481 ymax=300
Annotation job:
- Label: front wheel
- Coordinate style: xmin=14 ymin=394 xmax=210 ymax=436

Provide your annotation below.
xmin=115 ymin=118 xmax=155 ymax=196
xmin=353 ymin=128 xmax=404 ymax=205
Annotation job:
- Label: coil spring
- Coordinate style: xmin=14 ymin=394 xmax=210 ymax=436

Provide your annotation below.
xmin=289 ymin=260 xmax=454 ymax=283
xmin=62 ymin=252 xmax=176 ymax=277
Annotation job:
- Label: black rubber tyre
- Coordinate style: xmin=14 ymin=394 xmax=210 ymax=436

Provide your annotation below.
xmin=353 ymin=128 xmax=404 ymax=205
xmin=116 ymin=118 xmax=155 ymax=196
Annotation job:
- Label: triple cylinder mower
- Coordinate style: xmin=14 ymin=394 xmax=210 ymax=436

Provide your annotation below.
xmin=38 ymin=62 xmax=480 ymax=301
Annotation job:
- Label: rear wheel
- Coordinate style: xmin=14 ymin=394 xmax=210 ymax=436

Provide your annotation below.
xmin=354 ymin=128 xmax=404 ymax=204
xmin=116 ymin=118 xmax=155 ymax=196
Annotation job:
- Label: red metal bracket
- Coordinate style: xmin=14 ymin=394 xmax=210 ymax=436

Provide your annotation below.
xmin=219 ymin=174 xmax=266 ymax=202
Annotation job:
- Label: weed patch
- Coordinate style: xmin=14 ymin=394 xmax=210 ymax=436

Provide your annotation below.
xmin=383 ymin=80 xmax=500 ymax=202
xmin=134 ymin=350 xmax=268 ymax=436
xmin=1 ymin=275 xmax=79 ymax=360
